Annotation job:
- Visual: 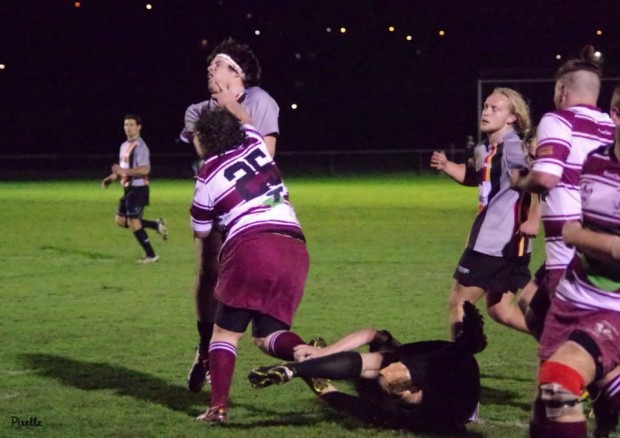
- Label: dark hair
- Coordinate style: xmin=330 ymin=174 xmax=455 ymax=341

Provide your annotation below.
xmin=124 ymin=114 xmax=142 ymax=125
xmin=555 ymin=45 xmax=602 ymax=80
xmin=194 ymin=109 xmax=247 ymax=156
xmin=207 ymin=38 xmax=262 ymax=86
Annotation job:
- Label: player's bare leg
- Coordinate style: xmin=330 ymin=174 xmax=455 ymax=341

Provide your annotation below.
xmin=188 ymin=232 xmax=221 ymax=392
xmin=486 ymin=291 xmax=528 ymax=334
xmin=448 ymin=282 xmax=485 ymax=340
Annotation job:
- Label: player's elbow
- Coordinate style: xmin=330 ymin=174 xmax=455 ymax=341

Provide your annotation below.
xmin=531 ymin=171 xmax=560 ymax=192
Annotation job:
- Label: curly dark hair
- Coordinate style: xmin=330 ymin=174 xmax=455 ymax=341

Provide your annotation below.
xmin=555 ymin=45 xmax=602 ymax=80
xmin=194 ymin=109 xmax=247 ymax=156
xmin=207 ymin=38 xmax=262 ymax=87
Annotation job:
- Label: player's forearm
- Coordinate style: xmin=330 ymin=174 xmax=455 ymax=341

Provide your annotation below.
xmin=566 ymin=228 xmax=620 ymax=264
xmin=224 ymin=100 xmax=251 ymax=125
xmin=264 ymin=136 xmax=277 ymax=158
xmin=321 ymin=328 xmax=379 ymax=355
xmin=441 ymin=162 xmax=468 ymax=185
xmin=515 ymin=170 xmax=558 ymax=194
xmin=124 ymin=166 xmax=151 ymax=177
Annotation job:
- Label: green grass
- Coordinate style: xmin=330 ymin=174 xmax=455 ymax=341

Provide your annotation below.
xmin=0 ymin=174 xmax=563 ymax=437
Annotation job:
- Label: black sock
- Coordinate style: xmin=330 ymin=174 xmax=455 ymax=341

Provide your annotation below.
xmin=133 ymin=228 xmax=156 ymax=257
xmin=289 ymin=351 xmax=363 ymax=380
xmin=142 ymin=219 xmax=158 ymax=230
xmin=197 ymin=320 xmax=214 ymax=351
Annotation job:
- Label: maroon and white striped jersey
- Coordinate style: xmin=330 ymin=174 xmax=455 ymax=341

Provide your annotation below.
xmin=190 ymin=125 xmax=303 ymax=248
xmin=533 ymin=105 xmax=614 ymax=270
xmin=556 ymin=143 xmax=620 ymax=311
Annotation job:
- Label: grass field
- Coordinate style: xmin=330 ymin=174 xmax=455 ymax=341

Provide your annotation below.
xmin=0 ymin=174 xmax=574 ymax=437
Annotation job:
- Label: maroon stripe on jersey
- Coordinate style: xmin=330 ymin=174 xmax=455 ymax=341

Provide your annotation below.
xmin=190 ymin=204 xmax=215 ymax=222
xmin=197 ymin=134 xmax=264 ymax=183
xmin=536 ymin=138 xmax=570 ymax=162
xmin=543 ymin=219 xmax=565 ymax=238
xmin=213 ymin=189 xmax=245 ymax=216
xmin=549 ymin=109 xmax=574 ymax=128
xmin=560 ymin=166 xmax=580 ymax=186
xmin=583 ymin=154 xmax=616 ymax=176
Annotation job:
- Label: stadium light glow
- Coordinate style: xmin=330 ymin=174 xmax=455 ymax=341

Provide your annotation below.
xmin=74 ymin=2 xmax=81 ymax=7
xmin=145 ymin=3 xmax=152 ymax=10
xmin=326 ymin=27 xmax=332 ymax=33
xmin=291 ymin=103 xmax=298 ymax=110
xmin=340 ymin=27 xmax=347 ymax=34
xmin=388 ymin=26 xmax=395 ymax=32
xmin=596 ymin=29 xmax=603 ymax=36
xmin=254 ymin=29 xmax=261 ymax=36
xmin=594 ymin=51 xmax=602 ymax=59
xmin=0 ymin=64 xmax=5 ymax=70
xmin=555 ymin=54 xmax=562 ymax=60
xmin=405 ymin=35 xmax=412 ymax=41
xmin=438 ymin=30 xmax=445 ymax=37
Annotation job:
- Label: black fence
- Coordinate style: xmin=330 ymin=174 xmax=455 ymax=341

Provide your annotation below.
xmin=0 ymin=149 xmax=468 ymax=180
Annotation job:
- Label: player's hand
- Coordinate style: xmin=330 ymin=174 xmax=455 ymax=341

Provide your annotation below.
xmin=293 ymin=344 xmax=327 ymax=362
xmin=430 ymin=151 xmax=448 ymax=170
xmin=519 ymin=219 xmax=539 ymax=238
xmin=562 ymin=221 xmax=583 ymax=245
xmin=101 ymin=177 xmax=112 ymax=189
xmin=211 ymin=82 xmax=242 ymax=107
xmin=509 ymin=168 xmax=525 ymax=188
xmin=111 ymin=164 xmax=126 ymax=176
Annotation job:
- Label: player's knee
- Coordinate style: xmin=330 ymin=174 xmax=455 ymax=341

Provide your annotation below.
xmin=486 ymin=305 xmax=508 ymax=324
xmin=251 ymin=336 xmax=268 ymax=352
xmin=115 ymin=216 xmax=128 ymax=228
xmin=538 ymin=361 xmax=585 ymax=419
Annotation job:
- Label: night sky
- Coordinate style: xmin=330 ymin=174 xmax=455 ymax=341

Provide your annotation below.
xmin=2 ymin=0 xmax=620 ymax=157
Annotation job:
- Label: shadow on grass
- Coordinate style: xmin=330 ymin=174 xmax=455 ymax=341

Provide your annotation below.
xmin=481 ymin=384 xmax=532 ymax=412
xmin=19 ymin=353 xmax=208 ymax=417
xmin=19 ymin=354 xmax=488 ymax=435
xmin=40 ymin=245 xmax=114 ymax=260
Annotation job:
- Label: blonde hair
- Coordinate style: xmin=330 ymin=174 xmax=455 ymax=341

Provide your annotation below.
xmin=492 ymin=87 xmax=532 ymax=139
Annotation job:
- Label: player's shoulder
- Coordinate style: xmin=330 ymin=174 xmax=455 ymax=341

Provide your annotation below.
xmin=245 ymin=87 xmax=278 ymax=105
xmin=185 ymin=99 xmax=213 ymax=115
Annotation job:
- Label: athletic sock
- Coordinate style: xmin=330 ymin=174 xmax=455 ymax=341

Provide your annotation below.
xmin=603 ymin=373 xmax=620 ymax=411
xmin=543 ymin=421 xmax=587 ymax=438
xmin=133 ymin=228 xmax=156 ymax=257
xmin=197 ymin=320 xmax=214 ymax=352
xmin=289 ymin=351 xmax=363 ymax=380
xmin=141 ymin=219 xmax=159 ymax=230
xmin=208 ymin=341 xmax=237 ymax=408
xmin=268 ymin=331 xmax=304 ymax=361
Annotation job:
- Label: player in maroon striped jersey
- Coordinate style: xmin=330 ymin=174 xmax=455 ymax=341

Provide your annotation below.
xmin=189 ymin=108 xmax=307 ymax=425
xmin=511 ymin=46 xmax=615 ymax=339
xmin=180 ymin=39 xmax=281 ymax=394
xmin=528 ymin=83 xmax=620 ymax=438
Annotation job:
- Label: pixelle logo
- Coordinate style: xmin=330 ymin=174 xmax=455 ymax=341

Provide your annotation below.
xmin=10 ymin=416 xmax=42 ymax=428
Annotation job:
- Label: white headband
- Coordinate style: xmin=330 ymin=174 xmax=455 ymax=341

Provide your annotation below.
xmin=214 ymin=53 xmax=246 ymax=80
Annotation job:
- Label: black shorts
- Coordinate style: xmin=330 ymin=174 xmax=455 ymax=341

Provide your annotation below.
xmin=117 ymin=186 xmax=150 ymax=219
xmin=215 ymin=303 xmax=290 ymax=338
xmin=453 ymin=248 xmax=531 ymax=294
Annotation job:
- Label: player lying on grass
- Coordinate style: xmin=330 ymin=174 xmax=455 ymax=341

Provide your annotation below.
xmin=249 ymin=302 xmax=487 ymax=432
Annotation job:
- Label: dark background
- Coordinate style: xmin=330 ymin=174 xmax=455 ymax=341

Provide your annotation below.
xmin=2 ymin=0 xmax=620 ymax=159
